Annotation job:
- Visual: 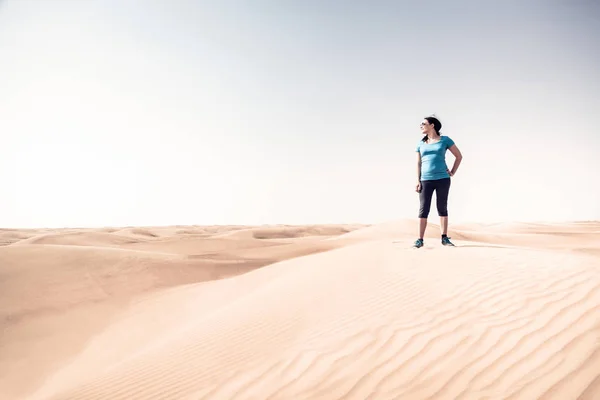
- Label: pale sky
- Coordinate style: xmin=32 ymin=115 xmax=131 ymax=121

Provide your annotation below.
xmin=1 ymin=0 xmax=599 ymax=228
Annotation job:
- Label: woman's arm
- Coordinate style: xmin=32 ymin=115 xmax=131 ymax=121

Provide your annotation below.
xmin=448 ymin=144 xmax=463 ymax=176
xmin=416 ymin=151 xmax=422 ymax=192
xmin=416 ymin=151 xmax=422 ymax=182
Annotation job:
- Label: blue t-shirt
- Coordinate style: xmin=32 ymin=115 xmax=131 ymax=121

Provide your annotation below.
xmin=416 ymin=136 xmax=455 ymax=181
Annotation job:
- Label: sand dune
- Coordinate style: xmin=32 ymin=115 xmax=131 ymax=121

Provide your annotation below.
xmin=0 ymin=229 xmax=41 ymax=246
xmin=0 ymin=224 xmax=361 ymax=399
xmin=332 ymin=219 xmax=438 ymax=241
xmin=214 ymin=224 xmax=363 ymax=240
xmin=12 ymin=231 xmax=150 ymax=247
xmin=1 ymin=221 xmax=599 ymax=399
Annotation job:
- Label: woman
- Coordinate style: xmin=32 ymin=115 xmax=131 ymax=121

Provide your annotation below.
xmin=414 ymin=116 xmax=463 ymax=248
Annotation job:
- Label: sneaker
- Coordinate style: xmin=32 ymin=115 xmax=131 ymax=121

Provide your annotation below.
xmin=441 ymin=236 xmax=455 ymax=246
xmin=413 ymin=238 xmax=424 ymax=248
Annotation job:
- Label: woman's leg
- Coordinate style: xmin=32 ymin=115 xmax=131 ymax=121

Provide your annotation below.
xmin=419 ymin=218 xmax=428 ymax=240
xmin=435 ymin=178 xmax=452 ymax=237
xmin=440 ymin=216 xmax=448 ymax=236
xmin=418 ymin=180 xmax=435 ymax=239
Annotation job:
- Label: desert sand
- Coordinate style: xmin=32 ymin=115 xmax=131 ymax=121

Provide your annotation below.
xmin=1 ymin=220 xmax=599 ymax=400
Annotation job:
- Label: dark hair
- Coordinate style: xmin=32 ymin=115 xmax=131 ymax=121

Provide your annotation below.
xmin=421 ymin=116 xmax=442 ymax=142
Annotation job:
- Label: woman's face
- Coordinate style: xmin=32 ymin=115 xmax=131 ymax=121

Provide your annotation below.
xmin=420 ymin=120 xmax=433 ymax=134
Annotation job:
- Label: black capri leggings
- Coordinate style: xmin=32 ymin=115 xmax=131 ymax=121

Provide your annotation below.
xmin=419 ymin=177 xmax=451 ymax=218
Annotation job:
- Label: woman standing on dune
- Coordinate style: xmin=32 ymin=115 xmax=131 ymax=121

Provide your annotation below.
xmin=414 ymin=116 xmax=463 ymax=248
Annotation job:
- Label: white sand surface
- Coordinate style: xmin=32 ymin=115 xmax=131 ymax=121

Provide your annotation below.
xmin=1 ymin=221 xmax=598 ymax=399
